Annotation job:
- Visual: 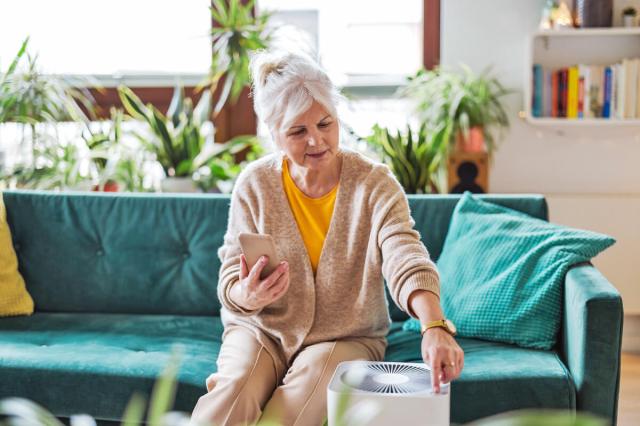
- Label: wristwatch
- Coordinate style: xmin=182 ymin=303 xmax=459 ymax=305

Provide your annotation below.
xmin=420 ymin=319 xmax=457 ymax=337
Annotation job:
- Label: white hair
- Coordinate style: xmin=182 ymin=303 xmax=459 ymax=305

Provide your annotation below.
xmin=250 ymin=50 xmax=342 ymax=133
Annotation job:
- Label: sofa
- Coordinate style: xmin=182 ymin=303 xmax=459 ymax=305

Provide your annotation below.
xmin=0 ymin=190 xmax=623 ymax=425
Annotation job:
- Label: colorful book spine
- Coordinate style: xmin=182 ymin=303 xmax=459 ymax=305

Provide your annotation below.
xmin=559 ymin=68 xmax=568 ymax=118
xmin=578 ymin=66 xmax=585 ymax=119
xmin=567 ymin=66 xmax=579 ymax=118
xmin=551 ymin=71 xmax=559 ymax=118
xmin=532 ymin=64 xmax=543 ymax=117
xmin=603 ymin=66 xmax=612 ymax=118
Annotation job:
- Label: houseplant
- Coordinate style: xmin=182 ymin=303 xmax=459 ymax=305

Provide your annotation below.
xmin=0 ymin=37 xmax=97 ymax=179
xmin=202 ymin=0 xmax=273 ymax=115
xmin=623 ymin=7 xmax=637 ymax=27
xmin=365 ymin=123 xmax=448 ymax=194
xmin=401 ymin=65 xmax=511 ymax=155
xmin=118 ymin=85 xmax=258 ymax=193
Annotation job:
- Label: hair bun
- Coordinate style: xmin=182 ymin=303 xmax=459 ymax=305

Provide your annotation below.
xmin=250 ymin=51 xmax=284 ymax=87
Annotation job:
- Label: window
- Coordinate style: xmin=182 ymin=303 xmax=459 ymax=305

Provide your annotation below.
xmin=1 ymin=0 xmax=212 ymax=85
xmin=257 ymin=0 xmax=425 ymax=139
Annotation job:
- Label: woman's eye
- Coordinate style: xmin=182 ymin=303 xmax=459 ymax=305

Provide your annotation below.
xmin=319 ymin=122 xmax=332 ymax=128
xmin=288 ymin=129 xmax=305 ymax=137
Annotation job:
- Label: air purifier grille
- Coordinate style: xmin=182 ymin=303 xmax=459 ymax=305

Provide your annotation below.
xmin=340 ymin=363 xmax=431 ymax=394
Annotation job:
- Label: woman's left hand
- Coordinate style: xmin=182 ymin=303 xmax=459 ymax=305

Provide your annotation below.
xmin=421 ymin=328 xmax=464 ymax=394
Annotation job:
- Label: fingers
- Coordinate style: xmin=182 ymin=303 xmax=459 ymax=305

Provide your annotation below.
xmin=239 ymin=254 xmax=249 ymax=279
xmin=427 ymin=347 xmax=464 ymax=394
xmin=430 ymin=361 xmax=442 ymax=394
xmin=261 ymin=261 xmax=289 ymax=290
xmin=270 ymin=272 xmax=290 ymax=301
xmin=248 ymin=255 xmax=269 ymax=285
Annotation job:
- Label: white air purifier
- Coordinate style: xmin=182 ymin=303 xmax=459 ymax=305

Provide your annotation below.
xmin=327 ymin=361 xmax=450 ymax=426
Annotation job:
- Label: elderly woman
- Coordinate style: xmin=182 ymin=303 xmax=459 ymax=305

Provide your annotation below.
xmin=191 ymin=51 xmax=464 ymax=426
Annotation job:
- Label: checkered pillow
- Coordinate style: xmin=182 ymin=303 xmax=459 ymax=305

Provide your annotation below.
xmin=404 ymin=192 xmax=615 ymax=350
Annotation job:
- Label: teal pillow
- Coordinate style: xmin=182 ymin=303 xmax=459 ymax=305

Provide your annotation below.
xmin=403 ymin=192 xmax=615 ymax=350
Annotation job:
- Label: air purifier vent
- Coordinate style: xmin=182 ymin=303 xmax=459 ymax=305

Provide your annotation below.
xmin=339 ymin=362 xmax=431 ymax=394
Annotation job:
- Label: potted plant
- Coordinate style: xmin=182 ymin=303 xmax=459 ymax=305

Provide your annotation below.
xmin=202 ymin=0 xmax=273 ymax=115
xmin=365 ymin=123 xmax=448 ymax=194
xmin=401 ymin=65 xmax=511 ymax=155
xmin=118 ymin=85 xmax=258 ymax=193
xmin=623 ymin=7 xmax=637 ymax=27
xmin=0 ymin=37 xmax=97 ymax=177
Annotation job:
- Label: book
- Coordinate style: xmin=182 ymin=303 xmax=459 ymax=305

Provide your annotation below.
xmin=578 ymin=65 xmax=586 ymax=119
xmin=543 ymin=68 xmax=553 ymax=118
xmin=551 ymin=71 xmax=559 ymax=118
xmin=636 ymin=59 xmax=640 ymax=119
xmin=567 ymin=66 xmax=579 ymax=118
xmin=603 ymin=66 xmax=612 ymax=118
xmin=559 ymin=68 xmax=568 ymax=118
xmin=532 ymin=64 xmax=543 ymax=117
xmin=624 ymin=59 xmax=638 ymax=119
xmin=616 ymin=60 xmax=627 ymax=119
xmin=589 ymin=65 xmax=604 ymax=118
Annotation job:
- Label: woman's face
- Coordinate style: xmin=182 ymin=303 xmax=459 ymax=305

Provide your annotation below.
xmin=275 ymin=100 xmax=339 ymax=171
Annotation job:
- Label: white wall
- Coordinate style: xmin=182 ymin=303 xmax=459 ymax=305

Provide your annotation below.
xmin=440 ymin=0 xmax=640 ymax=316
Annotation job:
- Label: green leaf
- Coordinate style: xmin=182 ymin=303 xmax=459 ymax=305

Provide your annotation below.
xmin=166 ymin=85 xmax=184 ymax=128
xmin=147 ymin=346 xmax=183 ymax=426
xmin=118 ymin=86 xmax=148 ymax=120
xmin=122 ymin=393 xmax=147 ymax=426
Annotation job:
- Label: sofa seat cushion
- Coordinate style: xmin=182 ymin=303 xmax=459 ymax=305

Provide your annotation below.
xmin=0 ymin=313 xmax=221 ymax=421
xmin=385 ymin=322 xmax=576 ymax=424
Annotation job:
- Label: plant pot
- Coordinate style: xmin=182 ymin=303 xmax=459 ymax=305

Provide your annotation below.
xmin=161 ymin=177 xmax=200 ymax=193
xmin=623 ymin=15 xmax=637 ymax=27
xmin=455 ymin=127 xmax=486 ymax=153
xmin=92 ymin=180 xmax=119 ymax=192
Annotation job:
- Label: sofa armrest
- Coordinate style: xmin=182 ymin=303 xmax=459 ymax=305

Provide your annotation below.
xmin=561 ymin=263 xmax=624 ymax=425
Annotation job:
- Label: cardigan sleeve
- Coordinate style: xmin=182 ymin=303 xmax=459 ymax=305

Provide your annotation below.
xmin=373 ymin=166 xmax=440 ymax=320
xmin=217 ymin=176 xmax=264 ymax=317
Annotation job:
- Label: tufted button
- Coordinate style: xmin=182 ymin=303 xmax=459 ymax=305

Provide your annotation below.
xmin=182 ymin=251 xmax=190 ymax=259
xmin=96 ymin=248 xmax=104 ymax=256
xmin=14 ymin=243 xmax=20 ymax=250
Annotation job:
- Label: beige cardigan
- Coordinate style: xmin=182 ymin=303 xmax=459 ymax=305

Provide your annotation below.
xmin=218 ymin=148 xmax=440 ymax=363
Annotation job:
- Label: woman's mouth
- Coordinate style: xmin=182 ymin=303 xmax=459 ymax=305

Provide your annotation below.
xmin=306 ymin=150 xmax=327 ymax=159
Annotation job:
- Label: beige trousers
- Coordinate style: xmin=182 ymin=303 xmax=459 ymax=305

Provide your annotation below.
xmin=190 ymin=325 xmax=387 ymax=426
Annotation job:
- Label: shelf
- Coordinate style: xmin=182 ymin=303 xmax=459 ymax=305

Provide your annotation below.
xmin=524 ymin=117 xmax=640 ymax=127
xmin=533 ymin=27 xmax=640 ymax=37
xmin=524 ymin=27 xmax=640 ymax=126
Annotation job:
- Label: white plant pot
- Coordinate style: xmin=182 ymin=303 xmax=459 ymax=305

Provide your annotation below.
xmin=161 ymin=177 xmax=199 ymax=193
xmin=623 ymin=15 xmax=637 ymax=27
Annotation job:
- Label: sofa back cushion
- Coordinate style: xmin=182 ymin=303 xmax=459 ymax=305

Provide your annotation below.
xmin=3 ymin=191 xmax=548 ymax=316
xmin=3 ymin=191 xmax=228 ymax=315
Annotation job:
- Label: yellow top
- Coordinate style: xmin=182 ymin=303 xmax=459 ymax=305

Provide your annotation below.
xmin=282 ymin=158 xmax=338 ymax=274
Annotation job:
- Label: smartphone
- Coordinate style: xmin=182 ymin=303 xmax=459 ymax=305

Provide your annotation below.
xmin=238 ymin=232 xmax=281 ymax=280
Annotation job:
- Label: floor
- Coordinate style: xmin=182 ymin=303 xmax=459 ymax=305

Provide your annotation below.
xmin=618 ymin=352 xmax=640 ymax=426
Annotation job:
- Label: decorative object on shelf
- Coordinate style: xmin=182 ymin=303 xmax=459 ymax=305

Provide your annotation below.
xmin=623 ymin=7 xmax=638 ymax=28
xmin=553 ymin=1 xmax=575 ymax=29
xmin=365 ymin=123 xmax=447 ymax=194
xmin=447 ymin=151 xmax=489 ymax=194
xmin=573 ymin=0 xmax=613 ymax=28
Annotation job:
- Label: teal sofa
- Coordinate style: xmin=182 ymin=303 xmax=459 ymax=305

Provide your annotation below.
xmin=0 ymin=190 xmax=623 ymax=425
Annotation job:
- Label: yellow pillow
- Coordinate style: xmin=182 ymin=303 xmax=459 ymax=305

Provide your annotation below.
xmin=0 ymin=193 xmax=34 ymax=317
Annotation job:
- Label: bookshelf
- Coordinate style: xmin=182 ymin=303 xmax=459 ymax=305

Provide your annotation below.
xmin=524 ymin=27 xmax=640 ymax=126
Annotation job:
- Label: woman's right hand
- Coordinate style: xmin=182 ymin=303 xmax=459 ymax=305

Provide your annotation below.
xmin=229 ymin=254 xmax=290 ymax=311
